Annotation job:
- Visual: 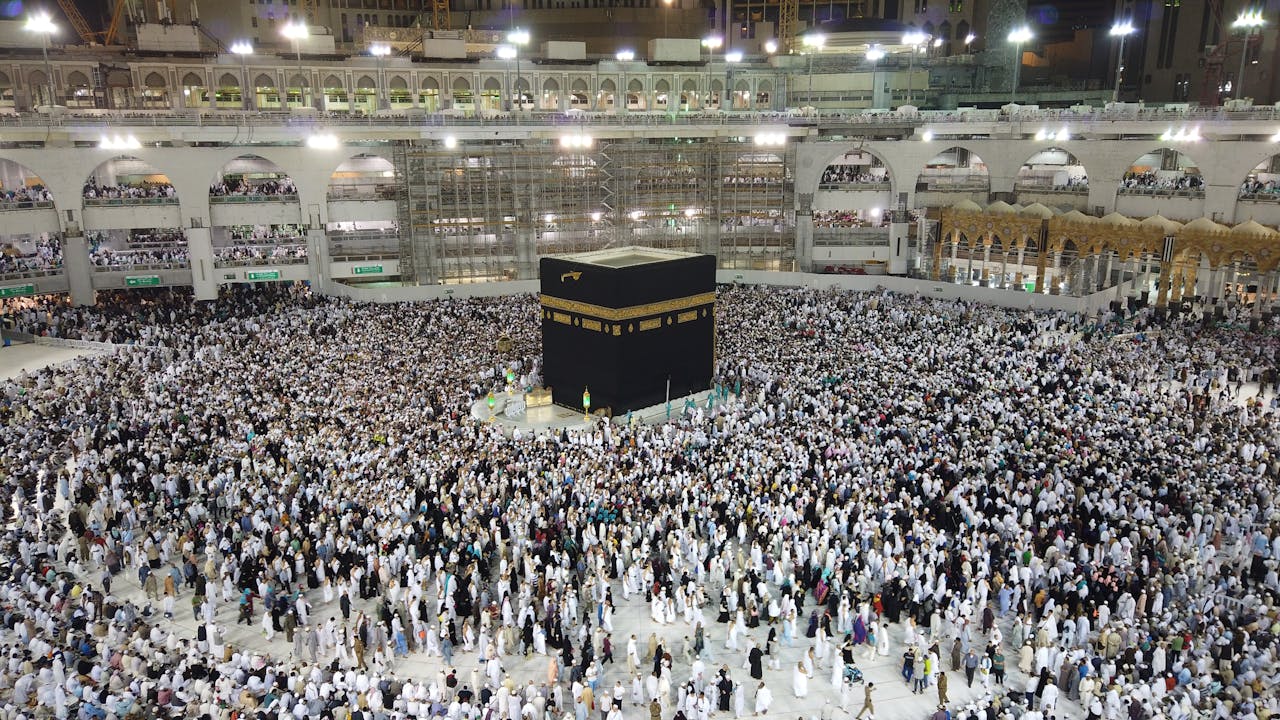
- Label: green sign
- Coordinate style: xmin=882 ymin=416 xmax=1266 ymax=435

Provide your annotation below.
xmin=246 ymin=270 xmax=281 ymax=281
xmin=0 ymin=283 xmax=35 ymax=298
xmin=126 ymin=275 xmax=161 ymax=287
xmin=353 ymin=265 xmax=384 ymax=275
xmin=1024 ymin=282 xmax=1036 ymax=293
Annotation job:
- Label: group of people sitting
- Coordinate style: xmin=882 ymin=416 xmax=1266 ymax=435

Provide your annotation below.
xmin=209 ymin=178 xmax=298 ymax=197
xmin=82 ymin=180 xmax=178 ymax=201
xmin=0 ymin=236 xmax=61 ymax=275
xmin=1118 ymin=172 xmax=1204 ymax=192
xmin=1239 ymin=178 xmax=1280 ymax=198
xmin=812 ymin=211 xmax=887 ymax=229
xmin=0 ymin=283 xmax=1276 ymax=720
xmin=819 ymin=166 xmax=888 ymax=187
xmin=0 ymin=185 xmax=53 ymax=207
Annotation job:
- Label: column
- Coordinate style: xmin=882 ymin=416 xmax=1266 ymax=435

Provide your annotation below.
xmin=306 ymin=226 xmax=329 ymax=293
xmin=795 ymin=209 xmax=814 ymax=273
xmin=1155 ymin=257 xmax=1174 ymax=311
xmin=62 ymin=233 xmax=95 ymax=307
xmin=1101 ymin=252 xmax=1114 ymax=292
xmin=1014 ymin=241 xmax=1026 ymax=287
xmin=186 ymin=226 xmax=218 ymax=302
xmin=515 ymin=227 xmax=537 ymax=280
xmin=948 ymin=237 xmax=959 ymax=282
xmin=888 ymin=220 xmax=909 ymax=275
xmin=980 ymin=242 xmax=991 ymax=284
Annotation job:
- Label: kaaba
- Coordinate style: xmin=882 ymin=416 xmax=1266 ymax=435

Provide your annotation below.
xmin=540 ymin=247 xmax=716 ymax=416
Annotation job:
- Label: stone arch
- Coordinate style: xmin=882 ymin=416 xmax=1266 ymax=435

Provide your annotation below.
xmin=1238 ymin=152 xmax=1280 ymax=198
xmin=452 ymin=77 xmax=471 ymax=92
xmin=1120 ymin=147 xmax=1203 ymax=189
xmin=422 ymin=76 xmax=440 ymax=91
xmin=600 ymin=78 xmax=616 ymax=92
xmin=1016 ymin=146 xmax=1089 ymax=189
xmin=0 ymin=72 xmax=11 ymax=89
xmin=356 ymin=75 xmax=376 ymax=90
xmin=543 ymin=78 xmax=560 ymax=92
xmin=218 ymin=73 xmax=239 ymax=88
xmin=66 ymin=71 xmax=90 ymax=87
xmin=627 ymin=78 xmax=643 ymax=93
xmin=0 ymin=157 xmax=56 ymax=209
xmin=209 ymin=154 xmax=297 ymax=198
xmin=817 ymin=147 xmax=894 ymax=195
xmin=289 ymin=73 xmax=310 ymax=88
xmin=389 ymin=75 xmax=408 ymax=90
xmin=254 ymin=73 xmax=276 ymax=90
xmin=323 ymin=74 xmax=345 ymax=89
xmin=917 ymin=145 xmax=990 ymax=192
xmin=327 ymin=152 xmax=396 ymax=199
xmin=570 ymin=78 xmax=588 ymax=93
xmin=483 ymin=76 xmax=502 ymax=91
xmin=181 ymin=72 xmax=203 ymax=87
xmin=83 ymin=155 xmax=178 ymax=200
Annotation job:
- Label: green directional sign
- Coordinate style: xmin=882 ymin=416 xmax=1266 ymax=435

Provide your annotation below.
xmin=246 ymin=270 xmax=281 ymax=281
xmin=126 ymin=275 xmax=161 ymax=287
xmin=0 ymin=283 xmax=35 ymax=298
xmin=353 ymin=265 xmax=384 ymax=275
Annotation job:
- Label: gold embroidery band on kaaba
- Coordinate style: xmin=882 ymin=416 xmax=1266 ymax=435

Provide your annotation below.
xmin=539 ymin=292 xmax=716 ymax=322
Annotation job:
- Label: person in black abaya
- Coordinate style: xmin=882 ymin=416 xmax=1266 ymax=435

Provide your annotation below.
xmin=749 ymin=643 xmax=764 ymax=680
xmin=717 ymin=670 xmax=733 ymax=712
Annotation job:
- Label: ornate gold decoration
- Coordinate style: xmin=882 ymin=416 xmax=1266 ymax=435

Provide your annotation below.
xmin=638 ymin=318 xmax=662 ymax=331
xmin=561 ymin=271 xmax=583 ymax=282
xmin=677 ymin=310 xmax=698 ymax=323
xmin=540 ymin=292 xmax=717 ymax=322
xmin=582 ymin=318 xmax=602 ymax=332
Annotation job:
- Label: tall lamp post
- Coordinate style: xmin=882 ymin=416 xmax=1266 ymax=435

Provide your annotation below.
xmin=1231 ymin=11 xmax=1265 ymax=101
xmin=1007 ymin=26 xmax=1033 ymax=104
xmin=508 ymin=29 xmax=530 ymax=111
xmin=370 ymin=43 xmax=391 ymax=112
xmin=902 ymin=31 xmax=928 ymax=106
xmin=281 ymin=22 xmax=309 ymax=108
xmin=801 ymin=33 xmax=824 ymax=109
xmin=1109 ymin=22 xmax=1135 ymax=103
xmin=616 ymin=50 xmax=634 ymax=113
xmin=230 ymin=41 xmax=254 ymax=110
xmin=663 ymin=0 xmax=674 ymax=38
xmin=702 ymin=35 xmax=722 ymax=110
xmin=497 ymin=45 xmax=517 ymax=111
xmin=25 ymin=12 xmax=57 ymax=109
xmin=866 ymin=46 xmax=885 ymax=109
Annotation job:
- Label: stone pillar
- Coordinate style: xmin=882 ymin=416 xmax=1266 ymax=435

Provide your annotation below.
xmin=186 ymin=226 xmax=218 ymax=302
xmin=980 ymin=243 xmax=991 ymax=283
xmin=1015 ymin=241 xmax=1026 ymax=286
xmin=888 ymin=221 xmax=909 ymax=275
xmin=62 ymin=233 xmax=95 ymax=307
xmin=1049 ymin=251 xmax=1063 ymax=295
xmin=516 ymin=226 xmax=537 ymax=280
xmin=795 ymin=193 xmax=813 ymax=273
xmin=306 ymin=227 xmax=329 ymax=292
xmin=1155 ymin=257 xmax=1174 ymax=310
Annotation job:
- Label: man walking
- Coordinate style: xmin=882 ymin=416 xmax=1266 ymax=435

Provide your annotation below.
xmin=855 ymin=682 xmax=874 ymax=720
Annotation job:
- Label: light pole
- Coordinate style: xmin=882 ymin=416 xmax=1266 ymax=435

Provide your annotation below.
xmin=370 ymin=43 xmax=391 ymax=112
xmin=801 ymin=33 xmax=824 ymax=109
xmin=1109 ymin=22 xmax=1135 ymax=103
xmin=663 ymin=0 xmax=673 ymax=38
xmin=902 ymin=31 xmax=927 ymax=106
xmin=702 ymin=36 xmax=722 ymax=110
xmin=1007 ymin=26 xmax=1033 ymax=104
xmin=964 ymin=33 xmax=976 ymax=53
xmin=25 ymin=12 xmax=57 ymax=110
xmin=281 ymin=22 xmax=309 ymax=108
xmin=866 ymin=46 xmax=884 ymax=109
xmin=508 ymin=29 xmax=530 ymax=111
xmin=1231 ymin=11 xmax=1265 ymax=101
xmin=230 ymin=41 xmax=254 ymax=110
xmin=497 ymin=45 xmax=517 ymax=111
xmin=616 ymin=50 xmax=634 ymax=113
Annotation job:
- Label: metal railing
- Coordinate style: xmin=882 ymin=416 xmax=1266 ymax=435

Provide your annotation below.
xmin=0 ymin=200 xmax=54 ymax=211
xmin=1238 ymin=192 xmax=1280 ymax=203
xmin=1014 ymin=182 xmax=1089 ymax=194
xmin=0 ymin=104 xmax=1277 ymax=131
xmin=327 ymin=185 xmax=400 ymax=201
xmin=83 ymin=196 xmax=179 ymax=207
xmin=813 ymin=228 xmax=891 ymax=247
xmin=0 ymin=268 xmax=63 ymax=281
xmin=92 ymin=262 xmax=189 ymax=271
xmin=213 ymin=256 xmax=308 ymax=268
xmin=209 ymin=194 xmax=300 ymax=204
xmin=1115 ymin=186 xmax=1206 ymax=199
xmin=817 ymin=182 xmax=892 ymax=191
xmin=331 ymin=252 xmax=399 ymax=262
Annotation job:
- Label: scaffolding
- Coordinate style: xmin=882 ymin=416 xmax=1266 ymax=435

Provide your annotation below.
xmin=393 ymin=137 xmax=796 ymax=285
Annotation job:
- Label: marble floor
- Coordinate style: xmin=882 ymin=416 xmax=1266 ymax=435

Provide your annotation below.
xmin=0 ymin=342 xmax=98 ymax=380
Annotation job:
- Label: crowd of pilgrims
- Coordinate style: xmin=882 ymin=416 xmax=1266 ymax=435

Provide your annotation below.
xmin=1117 ymin=173 xmax=1205 ymax=192
xmin=0 ymin=284 xmax=1278 ymax=720
xmin=0 ymin=237 xmax=62 ymax=275
xmin=0 ymin=186 xmax=53 ymax=207
xmin=81 ymin=181 xmax=178 ymax=201
xmin=209 ymin=178 xmax=298 ymax=198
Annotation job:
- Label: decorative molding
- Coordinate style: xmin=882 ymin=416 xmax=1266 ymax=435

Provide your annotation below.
xmin=540 ymin=291 xmax=716 ymax=322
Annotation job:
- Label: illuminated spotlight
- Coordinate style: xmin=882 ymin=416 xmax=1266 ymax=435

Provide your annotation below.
xmin=921 ymin=130 xmax=934 ymax=142
xmin=1160 ymin=128 xmax=1172 ymax=142
xmin=629 ymin=210 xmax=643 ymax=220
xmin=1272 ymin=131 xmax=1280 ymax=142
xmin=99 ymin=134 xmax=142 ymax=150
xmin=1187 ymin=126 xmax=1202 ymax=142
xmin=753 ymin=132 xmax=786 ymax=146
xmin=870 ymin=207 xmax=882 ymax=217
xmin=306 ymin=133 xmax=340 ymax=150
xmin=1034 ymin=129 xmax=1047 ymax=141
xmin=684 ymin=208 xmax=697 ymax=217
xmin=560 ymin=133 xmax=593 ymax=149
xmin=496 ymin=45 xmax=517 ymax=60
xmin=443 ymin=135 xmax=458 ymax=149
xmin=590 ymin=211 xmax=603 ymax=222
xmin=544 ymin=213 xmax=556 ymax=223
xmin=1055 ymin=127 xmax=1070 ymax=142
xmin=764 ymin=40 xmax=778 ymax=54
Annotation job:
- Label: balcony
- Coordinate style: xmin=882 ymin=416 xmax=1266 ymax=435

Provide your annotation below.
xmin=209 ymin=194 xmax=303 ymax=226
xmin=83 ymin=197 xmax=182 ymax=231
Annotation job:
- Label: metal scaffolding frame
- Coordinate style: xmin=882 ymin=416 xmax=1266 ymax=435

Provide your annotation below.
xmin=393 ymin=137 xmax=796 ymax=284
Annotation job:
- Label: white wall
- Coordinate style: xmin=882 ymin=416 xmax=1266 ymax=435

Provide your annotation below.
xmin=82 ymin=205 xmax=183 ymax=232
